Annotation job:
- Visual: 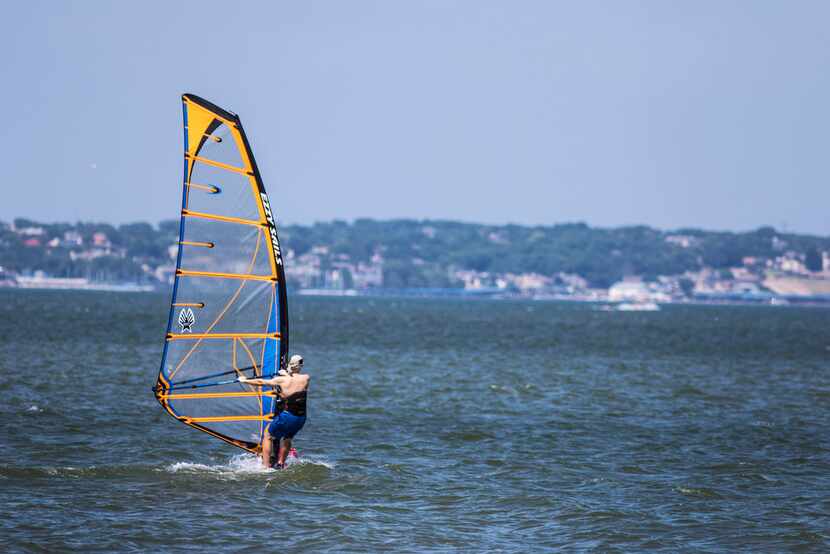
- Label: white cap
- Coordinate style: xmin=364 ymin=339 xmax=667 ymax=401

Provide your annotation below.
xmin=287 ymin=355 xmax=304 ymax=372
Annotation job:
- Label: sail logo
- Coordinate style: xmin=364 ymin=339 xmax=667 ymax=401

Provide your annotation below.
xmin=260 ymin=192 xmax=283 ymax=266
xmin=178 ymin=307 xmax=195 ymax=332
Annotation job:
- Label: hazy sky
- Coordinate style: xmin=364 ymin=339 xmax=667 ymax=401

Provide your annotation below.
xmin=2 ymin=1 xmax=828 ymax=234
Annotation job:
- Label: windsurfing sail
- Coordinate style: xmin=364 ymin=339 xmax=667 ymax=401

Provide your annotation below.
xmin=153 ymin=94 xmax=289 ymax=453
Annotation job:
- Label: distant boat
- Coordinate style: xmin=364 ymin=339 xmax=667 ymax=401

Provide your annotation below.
xmin=617 ymin=302 xmax=660 ymax=312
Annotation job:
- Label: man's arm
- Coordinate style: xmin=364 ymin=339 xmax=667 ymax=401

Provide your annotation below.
xmin=238 ymin=376 xmax=281 ymax=387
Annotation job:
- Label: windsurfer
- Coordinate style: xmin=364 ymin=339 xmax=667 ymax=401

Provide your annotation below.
xmin=238 ymin=354 xmax=309 ymax=469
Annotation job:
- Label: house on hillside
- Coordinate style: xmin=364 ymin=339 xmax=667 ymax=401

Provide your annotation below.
xmin=92 ymin=232 xmax=111 ymax=248
xmin=63 ymin=230 xmax=83 ymax=246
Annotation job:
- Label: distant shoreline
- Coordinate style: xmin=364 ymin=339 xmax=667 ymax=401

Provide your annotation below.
xmin=0 ymin=277 xmax=155 ymax=293
xmin=3 ymin=282 xmax=828 ymax=308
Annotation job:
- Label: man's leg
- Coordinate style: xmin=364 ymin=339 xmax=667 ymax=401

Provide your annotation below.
xmin=277 ymin=437 xmax=292 ymax=467
xmin=261 ymin=435 xmax=273 ymax=468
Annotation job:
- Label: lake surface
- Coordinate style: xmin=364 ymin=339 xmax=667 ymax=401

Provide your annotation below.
xmin=1 ymin=290 xmax=829 ymax=552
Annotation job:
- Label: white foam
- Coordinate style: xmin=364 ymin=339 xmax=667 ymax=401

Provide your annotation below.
xmin=27 ymin=405 xmax=42 ymax=413
xmin=285 ymin=454 xmax=335 ymax=470
xmin=163 ymin=452 xmax=334 ymax=477
xmin=166 ymin=461 xmax=219 ymax=473
xmin=165 ymin=453 xmax=273 ymax=476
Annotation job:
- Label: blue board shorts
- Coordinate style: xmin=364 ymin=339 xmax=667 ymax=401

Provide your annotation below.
xmin=267 ymin=410 xmax=306 ymax=440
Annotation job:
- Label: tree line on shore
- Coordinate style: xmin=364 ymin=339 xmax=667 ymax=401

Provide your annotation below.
xmin=1 ymin=217 xmax=827 ymax=288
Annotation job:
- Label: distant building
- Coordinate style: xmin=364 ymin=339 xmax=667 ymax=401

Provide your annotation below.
xmin=511 ymin=272 xmax=552 ymax=291
xmin=776 ymin=252 xmax=807 ymax=275
xmin=63 ymin=230 xmax=83 ymax=246
xmin=323 ymin=269 xmax=346 ymax=289
xmin=730 ymin=267 xmax=760 ymax=282
xmin=455 ymin=269 xmax=495 ymax=290
xmin=488 ymin=231 xmax=508 ymax=245
xmin=665 ymin=234 xmax=698 ymax=248
xmin=0 ymin=266 xmax=16 ymax=287
xmin=18 ymin=226 xmax=45 ymax=236
xmin=70 ymin=249 xmax=108 ymax=261
xmin=556 ymin=272 xmax=588 ymax=291
xmin=608 ymin=279 xmax=670 ymax=303
xmin=92 ymin=232 xmax=111 ymax=248
xmin=742 ymin=256 xmax=767 ymax=268
xmin=352 ymin=260 xmax=383 ymax=288
xmin=771 ymin=236 xmax=787 ymax=251
xmin=608 ymin=281 xmax=650 ymax=302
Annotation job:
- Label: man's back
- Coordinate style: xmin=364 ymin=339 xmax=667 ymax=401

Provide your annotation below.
xmin=277 ymin=373 xmax=309 ymax=398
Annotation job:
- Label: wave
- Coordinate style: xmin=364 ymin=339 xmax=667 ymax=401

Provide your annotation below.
xmin=164 ymin=453 xmax=335 ymax=477
xmin=0 ymin=453 xmax=334 ymax=482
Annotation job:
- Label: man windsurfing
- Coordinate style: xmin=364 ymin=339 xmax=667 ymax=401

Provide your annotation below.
xmin=238 ymin=354 xmax=309 ymax=469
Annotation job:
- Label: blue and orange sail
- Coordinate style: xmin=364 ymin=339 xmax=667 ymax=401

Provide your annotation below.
xmin=154 ymin=94 xmax=289 ymax=453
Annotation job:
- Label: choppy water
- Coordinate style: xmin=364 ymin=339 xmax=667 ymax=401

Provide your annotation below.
xmin=1 ymin=291 xmax=829 ymax=552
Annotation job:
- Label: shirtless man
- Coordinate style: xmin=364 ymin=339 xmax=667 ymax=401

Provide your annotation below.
xmin=238 ymin=354 xmax=309 ymax=469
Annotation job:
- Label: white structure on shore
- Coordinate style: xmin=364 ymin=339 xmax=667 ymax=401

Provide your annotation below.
xmin=608 ymin=280 xmax=670 ymax=303
xmin=11 ymin=271 xmax=154 ymax=292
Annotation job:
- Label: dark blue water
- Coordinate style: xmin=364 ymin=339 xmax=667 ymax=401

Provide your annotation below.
xmin=1 ymin=291 xmax=829 ymax=552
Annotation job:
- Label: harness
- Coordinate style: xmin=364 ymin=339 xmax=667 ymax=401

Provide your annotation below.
xmin=282 ymin=390 xmax=307 ymax=417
